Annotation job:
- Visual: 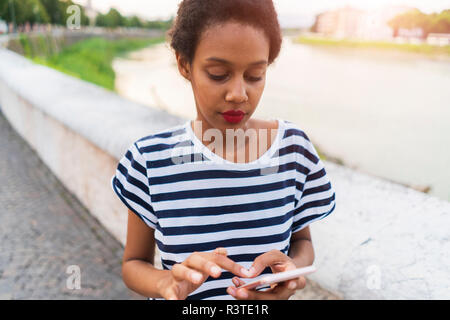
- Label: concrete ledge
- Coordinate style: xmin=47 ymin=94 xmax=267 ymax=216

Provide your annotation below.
xmin=0 ymin=48 xmax=184 ymax=245
xmin=311 ymin=161 xmax=450 ymax=299
xmin=0 ymin=48 xmax=449 ymax=299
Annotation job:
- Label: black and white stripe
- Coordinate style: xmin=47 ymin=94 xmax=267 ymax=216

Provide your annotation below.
xmin=112 ymin=118 xmax=336 ymax=300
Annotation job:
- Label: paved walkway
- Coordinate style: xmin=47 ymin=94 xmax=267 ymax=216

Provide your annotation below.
xmin=0 ymin=110 xmax=142 ymax=299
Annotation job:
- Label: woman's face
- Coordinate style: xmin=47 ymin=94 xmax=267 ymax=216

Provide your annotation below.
xmin=176 ymin=21 xmax=270 ymax=135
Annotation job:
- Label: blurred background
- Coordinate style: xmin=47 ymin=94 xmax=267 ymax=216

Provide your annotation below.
xmin=0 ymin=0 xmax=449 ymax=300
xmin=2 ymin=0 xmax=448 ymax=201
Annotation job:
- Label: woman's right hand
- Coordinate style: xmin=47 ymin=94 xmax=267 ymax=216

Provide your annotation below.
xmin=157 ymin=247 xmax=252 ymax=300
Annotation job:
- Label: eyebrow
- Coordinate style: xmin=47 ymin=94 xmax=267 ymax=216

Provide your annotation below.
xmin=206 ymin=57 xmax=268 ymax=66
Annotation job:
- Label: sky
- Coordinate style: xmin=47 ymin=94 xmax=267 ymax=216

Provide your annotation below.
xmin=74 ymin=0 xmax=450 ymax=27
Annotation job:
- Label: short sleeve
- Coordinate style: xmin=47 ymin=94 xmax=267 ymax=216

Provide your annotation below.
xmin=111 ymin=141 xmax=157 ymax=229
xmin=292 ymin=137 xmax=336 ymax=234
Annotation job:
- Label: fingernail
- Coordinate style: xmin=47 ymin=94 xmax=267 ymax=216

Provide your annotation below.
xmin=288 ymin=281 xmax=297 ymax=290
xmin=191 ymin=272 xmax=202 ymax=283
xmin=211 ymin=266 xmax=221 ymax=276
xmin=232 ymin=278 xmax=239 ymax=286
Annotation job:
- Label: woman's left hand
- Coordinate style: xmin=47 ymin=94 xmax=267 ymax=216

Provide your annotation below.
xmin=226 ymin=249 xmax=306 ymax=300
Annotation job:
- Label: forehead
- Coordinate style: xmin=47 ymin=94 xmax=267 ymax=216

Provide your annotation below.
xmin=195 ymin=21 xmax=270 ymax=67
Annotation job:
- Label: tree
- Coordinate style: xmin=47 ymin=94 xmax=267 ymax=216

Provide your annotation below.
xmin=39 ymin=0 xmax=61 ymax=24
xmin=125 ymin=15 xmax=142 ymax=28
xmin=95 ymin=8 xmax=124 ymax=28
xmin=144 ymin=18 xmax=173 ymax=30
xmin=41 ymin=0 xmax=89 ymax=26
xmin=0 ymin=0 xmax=90 ymax=27
xmin=0 ymin=0 xmax=48 ymax=25
xmin=429 ymin=10 xmax=450 ymax=34
xmin=0 ymin=1 xmax=8 ymax=25
xmin=19 ymin=0 xmax=50 ymax=25
xmin=388 ymin=8 xmax=450 ymax=38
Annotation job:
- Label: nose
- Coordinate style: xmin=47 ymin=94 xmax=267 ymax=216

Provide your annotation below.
xmin=225 ymin=76 xmax=248 ymax=104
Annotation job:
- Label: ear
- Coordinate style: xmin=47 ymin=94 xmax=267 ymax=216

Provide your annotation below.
xmin=175 ymin=52 xmax=191 ymax=82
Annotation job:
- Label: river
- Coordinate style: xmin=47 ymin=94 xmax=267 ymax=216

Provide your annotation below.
xmin=113 ymin=36 xmax=450 ymax=202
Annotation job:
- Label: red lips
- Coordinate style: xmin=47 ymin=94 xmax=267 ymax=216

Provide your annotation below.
xmin=222 ymin=110 xmax=245 ymax=116
xmin=221 ymin=110 xmax=245 ymax=123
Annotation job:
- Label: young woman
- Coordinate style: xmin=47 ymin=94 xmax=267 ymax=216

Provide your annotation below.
xmin=111 ymin=0 xmax=336 ymax=300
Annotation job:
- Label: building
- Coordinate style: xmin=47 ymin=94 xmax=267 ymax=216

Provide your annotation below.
xmin=315 ymin=5 xmax=417 ymax=41
xmin=427 ymin=33 xmax=450 ymax=46
xmin=316 ymin=6 xmax=365 ymax=39
xmin=397 ymin=27 xmax=424 ymax=43
xmin=358 ymin=5 xmax=415 ymax=40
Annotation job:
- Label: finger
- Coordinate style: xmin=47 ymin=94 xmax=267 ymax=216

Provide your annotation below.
xmin=231 ymin=275 xmax=301 ymax=300
xmin=232 ymin=276 xmax=246 ymax=287
xmin=214 ymin=247 xmax=228 ymax=256
xmin=233 ymin=286 xmax=290 ymax=300
xmin=171 ymin=263 xmax=204 ymax=284
xmin=211 ymin=254 xmax=252 ymax=278
xmin=227 ymin=286 xmax=237 ymax=298
xmin=185 ymin=253 xmax=223 ymax=278
xmin=270 ymin=282 xmax=296 ymax=299
xmin=275 ymin=275 xmax=306 ymax=293
xmin=249 ymin=250 xmax=286 ymax=277
xmin=296 ymin=276 xmax=307 ymax=290
xmin=285 ymin=275 xmax=307 ymax=290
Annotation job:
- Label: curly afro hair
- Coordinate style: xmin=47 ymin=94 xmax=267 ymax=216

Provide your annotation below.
xmin=166 ymin=0 xmax=283 ymax=66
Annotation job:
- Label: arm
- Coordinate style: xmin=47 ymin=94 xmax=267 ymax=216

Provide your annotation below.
xmin=122 ymin=209 xmax=250 ymax=299
xmin=122 ymin=209 xmax=169 ymax=298
xmin=288 ymin=226 xmax=315 ymax=268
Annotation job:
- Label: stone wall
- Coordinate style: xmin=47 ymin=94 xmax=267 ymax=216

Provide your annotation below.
xmin=2 ymin=27 xmax=165 ymax=57
xmin=0 ymin=48 xmax=182 ymax=245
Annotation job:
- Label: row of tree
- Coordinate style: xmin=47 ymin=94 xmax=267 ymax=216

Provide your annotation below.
xmin=0 ymin=0 xmax=89 ymax=26
xmin=388 ymin=9 xmax=450 ymax=37
xmin=95 ymin=8 xmax=172 ymax=29
xmin=0 ymin=0 xmax=172 ymax=30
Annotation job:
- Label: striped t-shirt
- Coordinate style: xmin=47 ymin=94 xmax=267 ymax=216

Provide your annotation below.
xmin=111 ymin=118 xmax=336 ymax=300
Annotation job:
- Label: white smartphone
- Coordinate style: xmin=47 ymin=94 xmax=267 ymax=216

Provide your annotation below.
xmin=236 ymin=265 xmax=317 ymax=290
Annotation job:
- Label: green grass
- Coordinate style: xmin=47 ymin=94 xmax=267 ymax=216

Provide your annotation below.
xmin=294 ymin=35 xmax=450 ymax=56
xmin=30 ymin=36 xmax=166 ymax=91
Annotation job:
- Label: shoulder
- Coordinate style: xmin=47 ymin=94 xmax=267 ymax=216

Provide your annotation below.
xmin=250 ymin=117 xmax=310 ymax=141
xmin=279 ymin=119 xmax=322 ymax=168
xmin=132 ymin=122 xmax=189 ymax=158
xmin=281 ymin=119 xmax=311 ymax=143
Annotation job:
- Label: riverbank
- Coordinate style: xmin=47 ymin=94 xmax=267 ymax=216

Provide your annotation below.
xmin=27 ymin=36 xmax=166 ymax=90
xmin=293 ymin=34 xmax=450 ymax=60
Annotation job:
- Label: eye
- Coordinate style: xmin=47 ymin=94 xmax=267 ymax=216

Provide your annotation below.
xmin=208 ymin=73 xmax=228 ymax=81
xmin=207 ymin=73 xmax=263 ymax=82
xmin=247 ymin=76 xmax=263 ymax=82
